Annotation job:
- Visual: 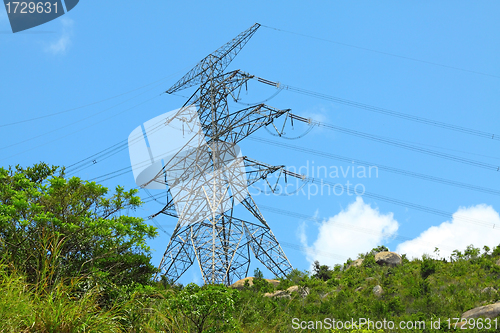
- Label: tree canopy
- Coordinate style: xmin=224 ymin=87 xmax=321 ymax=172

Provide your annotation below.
xmin=0 ymin=163 xmax=158 ymax=287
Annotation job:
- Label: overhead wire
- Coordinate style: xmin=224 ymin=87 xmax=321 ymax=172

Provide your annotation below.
xmin=305 ymin=118 xmax=500 ymax=172
xmin=0 ymin=94 xmax=160 ymax=163
xmin=253 ymin=77 xmax=500 ymax=143
xmin=0 ymin=87 xmax=164 ymax=152
xmin=250 ymin=136 xmax=500 ymax=197
xmin=260 ymin=24 xmax=500 ymax=80
xmin=139 ymin=190 xmax=475 ymax=256
xmin=131 ymin=162 xmax=497 ymax=230
xmin=0 ymin=66 xmax=191 ymax=128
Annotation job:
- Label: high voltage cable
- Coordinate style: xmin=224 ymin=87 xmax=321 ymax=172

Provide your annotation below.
xmin=261 ymin=24 xmax=500 ymax=80
xmin=84 ymin=153 xmax=500 ymax=229
xmin=256 ymin=204 xmax=461 ymax=252
xmin=65 ymin=115 xmax=500 ymax=194
xmin=132 ymin=166 xmax=497 ymax=230
xmin=308 ymin=119 xmax=499 ymax=171
xmin=0 ymin=87 xmax=164 ymax=152
xmin=0 ymin=95 xmax=160 ymax=163
xmin=254 ymin=77 xmax=500 ymax=143
xmin=138 ymin=193 xmax=360 ymax=261
xmin=142 ymin=190 xmax=406 ymax=241
xmin=65 ymin=140 xmax=129 ymax=175
xmin=65 ymin=115 xmax=184 ymax=176
xmin=250 ymin=137 xmax=500 ymax=196
xmin=65 ymin=108 xmax=498 ymax=177
xmin=230 ymin=98 xmax=500 ymax=161
xmin=0 ymin=67 xmax=191 ymax=128
xmin=140 ymin=190 xmax=479 ymax=255
xmin=283 ymin=84 xmax=500 ymax=142
xmin=312 ymin=178 xmax=496 ymax=229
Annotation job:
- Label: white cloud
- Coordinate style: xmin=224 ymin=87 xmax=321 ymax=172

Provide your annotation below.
xmin=300 ymin=196 xmax=399 ymax=268
xmin=45 ymin=18 xmax=74 ymax=54
xmin=396 ymin=203 xmax=500 ymax=260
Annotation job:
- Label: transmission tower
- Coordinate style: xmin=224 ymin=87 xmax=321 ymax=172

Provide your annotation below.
xmin=150 ymin=23 xmax=301 ymax=285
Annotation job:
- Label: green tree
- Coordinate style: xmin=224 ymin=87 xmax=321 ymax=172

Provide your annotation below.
xmin=253 ymin=267 xmax=264 ymax=279
xmin=312 ymin=260 xmax=333 ymax=281
xmin=0 ymin=163 xmax=158 ymax=288
xmin=420 ymin=255 xmax=437 ymax=279
xmin=169 ymin=283 xmax=239 ymax=333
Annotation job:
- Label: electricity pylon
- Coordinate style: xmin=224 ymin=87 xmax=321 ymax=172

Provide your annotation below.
xmin=151 ymin=23 xmax=299 ymax=285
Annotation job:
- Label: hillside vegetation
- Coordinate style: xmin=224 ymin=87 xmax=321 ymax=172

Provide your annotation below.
xmin=1 ymin=163 xmax=499 ymax=332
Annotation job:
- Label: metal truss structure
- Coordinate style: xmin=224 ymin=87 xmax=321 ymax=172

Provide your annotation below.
xmin=152 ymin=23 xmax=301 ymax=285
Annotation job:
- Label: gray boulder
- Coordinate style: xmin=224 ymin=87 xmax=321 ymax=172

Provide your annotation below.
xmin=481 ymin=287 xmax=497 ymax=294
xmin=462 ymin=303 xmax=500 ymax=319
xmin=264 ymin=290 xmax=290 ymax=299
xmin=348 ymin=259 xmax=364 ymax=269
xmin=373 ymin=285 xmax=383 ymax=296
xmin=375 ymin=252 xmax=402 ymax=267
xmin=264 ymin=285 xmax=309 ymax=299
xmin=287 ymin=285 xmax=310 ymax=297
xmin=229 ymin=277 xmax=280 ymax=290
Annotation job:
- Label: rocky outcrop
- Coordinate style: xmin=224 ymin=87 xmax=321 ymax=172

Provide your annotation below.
xmin=462 ymin=303 xmax=500 ymax=319
xmin=264 ymin=290 xmax=290 ymax=299
xmin=286 ymin=285 xmax=310 ymax=297
xmin=482 ymin=287 xmax=497 ymax=294
xmin=373 ymin=285 xmax=383 ymax=296
xmin=264 ymin=285 xmax=310 ymax=298
xmin=375 ymin=252 xmax=402 ymax=267
xmin=348 ymin=259 xmax=364 ymax=269
xmin=229 ymin=277 xmax=280 ymax=290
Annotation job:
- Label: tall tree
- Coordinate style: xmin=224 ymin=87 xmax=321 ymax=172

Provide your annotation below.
xmin=0 ymin=163 xmax=157 ymax=287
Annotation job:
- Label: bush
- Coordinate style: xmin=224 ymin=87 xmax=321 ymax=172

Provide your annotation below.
xmin=420 ymin=255 xmax=437 ymax=279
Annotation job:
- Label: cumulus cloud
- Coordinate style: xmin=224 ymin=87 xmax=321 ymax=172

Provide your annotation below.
xmin=45 ymin=18 xmax=74 ymax=54
xmin=300 ymin=196 xmax=399 ymax=268
xmin=396 ymin=203 xmax=500 ymax=260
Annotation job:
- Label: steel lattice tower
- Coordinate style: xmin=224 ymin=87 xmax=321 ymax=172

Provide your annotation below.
xmin=151 ymin=23 xmax=299 ymax=285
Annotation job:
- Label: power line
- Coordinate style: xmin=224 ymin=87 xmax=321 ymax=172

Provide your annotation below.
xmin=0 ymin=95 xmax=160 ymax=163
xmin=64 ymin=116 xmax=500 ymax=195
xmin=0 ymin=67 xmax=190 ymax=128
xmin=285 ymin=84 xmax=500 ymax=141
xmin=133 ymin=163 xmax=497 ymax=230
xmin=254 ymin=77 xmax=500 ymax=143
xmin=307 ymin=118 xmax=500 ymax=172
xmin=257 ymin=204 xmax=462 ymax=252
xmin=261 ymin=24 xmax=500 ymax=80
xmin=65 ymin=114 xmax=183 ymax=177
xmin=140 ymin=190 xmax=478 ymax=257
xmin=0 ymin=87 xmax=164 ymax=152
xmin=250 ymin=137 xmax=500 ymax=196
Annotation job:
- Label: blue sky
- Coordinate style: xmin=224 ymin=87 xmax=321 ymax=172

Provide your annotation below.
xmin=2 ymin=1 xmax=500 ymax=284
